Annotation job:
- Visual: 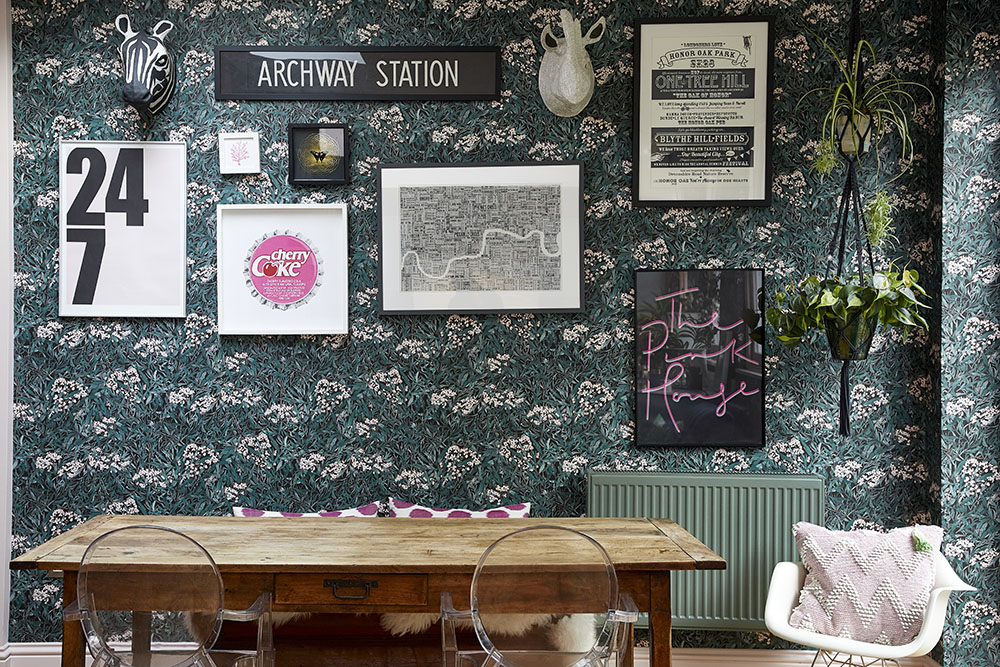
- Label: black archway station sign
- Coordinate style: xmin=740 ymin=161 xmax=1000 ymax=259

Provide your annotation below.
xmin=215 ymin=46 xmax=501 ymax=101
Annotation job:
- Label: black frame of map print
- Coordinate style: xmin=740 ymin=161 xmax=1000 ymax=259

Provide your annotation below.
xmin=634 ymin=269 xmax=765 ymax=448
xmin=632 ymin=16 xmax=774 ymax=207
xmin=377 ymin=162 xmax=584 ymax=314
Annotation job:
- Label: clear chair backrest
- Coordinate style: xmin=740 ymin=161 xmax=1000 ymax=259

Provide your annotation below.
xmin=470 ymin=525 xmax=618 ymax=667
xmin=78 ymin=525 xmax=224 ymax=666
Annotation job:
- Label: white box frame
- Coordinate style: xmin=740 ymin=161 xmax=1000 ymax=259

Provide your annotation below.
xmin=218 ymin=131 xmax=261 ymax=174
xmin=217 ymin=203 xmax=348 ymax=335
xmin=58 ymin=140 xmax=187 ymax=318
xmin=378 ymin=162 xmax=584 ymax=314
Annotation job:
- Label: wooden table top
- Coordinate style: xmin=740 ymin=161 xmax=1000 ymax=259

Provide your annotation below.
xmin=11 ymin=515 xmax=725 ymax=574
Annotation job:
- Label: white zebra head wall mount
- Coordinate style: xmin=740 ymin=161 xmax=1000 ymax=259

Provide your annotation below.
xmin=538 ymin=10 xmax=606 ymax=118
xmin=115 ymin=14 xmax=177 ymax=117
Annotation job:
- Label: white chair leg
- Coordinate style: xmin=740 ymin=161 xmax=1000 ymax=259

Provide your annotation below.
xmin=813 ymin=651 xmax=901 ymax=667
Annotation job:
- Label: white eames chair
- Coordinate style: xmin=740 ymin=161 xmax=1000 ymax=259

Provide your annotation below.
xmin=764 ymin=551 xmax=975 ymax=666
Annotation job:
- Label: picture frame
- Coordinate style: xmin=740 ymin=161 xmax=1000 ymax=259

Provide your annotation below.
xmin=632 ymin=16 xmax=775 ymax=207
xmin=216 ymin=203 xmax=348 ymax=335
xmin=58 ymin=140 xmax=186 ymax=318
xmin=215 ymin=46 xmax=502 ymax=101
xmin=378 ymin=162 xmax=584 ymax=314
xmin=218 ymin=131 xmax=261 ymax=174
xmin=288 ymin=123 xmax=349 ymax=185
xmin=634 ymin=268 xmax=765 ymax=448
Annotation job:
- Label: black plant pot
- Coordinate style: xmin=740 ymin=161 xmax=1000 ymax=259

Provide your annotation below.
xmin=825 ymin=312 xmax=878 ymax=361
xmin=824 ymin=312 xmax=878 ymax=437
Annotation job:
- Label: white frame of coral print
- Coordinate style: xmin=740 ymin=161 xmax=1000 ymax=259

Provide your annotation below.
xmin=378 ymin=162 xmax=584 ymax=314
xmin=216 ymin=203 xmax=348 ymax=335
xmin=218 ymin=131 xmax=261 ymax=174
xmin=58 ymin=140 xmax=187 ymax=317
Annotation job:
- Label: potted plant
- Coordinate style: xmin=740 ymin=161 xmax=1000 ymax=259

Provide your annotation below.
xmin=802 ymin=35 xmax=932 ymax=174
xmin=800 ymin=36 xmax=933 ymax=241
xmin=765 ymin=265 xmax=929 ymax=360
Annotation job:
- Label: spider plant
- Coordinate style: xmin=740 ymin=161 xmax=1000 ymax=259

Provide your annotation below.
xmin=799 ymin=34 xmax=934 ymax=184
xmin=811 ymin=138 xmax=840 ymax=178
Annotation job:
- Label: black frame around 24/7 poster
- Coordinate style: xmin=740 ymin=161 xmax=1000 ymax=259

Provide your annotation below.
xmin=634 ymin=269 xmax=765 ymax=448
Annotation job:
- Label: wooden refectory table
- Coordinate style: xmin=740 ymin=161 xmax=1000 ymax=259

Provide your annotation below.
xmin=12 ymin=515 xmax=725 ymax=667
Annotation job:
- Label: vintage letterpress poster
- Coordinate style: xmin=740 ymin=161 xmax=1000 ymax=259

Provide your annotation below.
xmin=634 ymin=18 xmax=773 ymax=206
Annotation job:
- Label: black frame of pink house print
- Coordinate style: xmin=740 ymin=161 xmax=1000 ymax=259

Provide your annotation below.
xmin=634 ymin=269 xmax=765 ymax=447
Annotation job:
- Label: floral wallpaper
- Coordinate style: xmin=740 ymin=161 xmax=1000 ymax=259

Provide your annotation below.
xmin=6 ymin=0 xmax=971 ymax=659
xmin=941 ymin=1 xmax=1000 ymax=665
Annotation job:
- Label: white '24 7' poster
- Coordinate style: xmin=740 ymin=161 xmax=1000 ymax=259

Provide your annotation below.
xmin=58 ymin=140 xmax=186 ymax=317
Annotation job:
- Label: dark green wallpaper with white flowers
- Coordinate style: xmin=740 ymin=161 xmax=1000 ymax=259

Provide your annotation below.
xmin=7 ymin=0 xmax=986 ymax=662
xmin=941 ymin=1 xmax=1000 ymax=665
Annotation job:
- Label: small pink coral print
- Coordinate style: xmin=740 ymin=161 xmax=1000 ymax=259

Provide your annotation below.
xmin=230 ymin=141 xmax=249 ymax=166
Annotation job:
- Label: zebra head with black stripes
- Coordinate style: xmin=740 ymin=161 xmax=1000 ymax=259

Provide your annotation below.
xmin=115 ymin=14 xmax=176 ymax=116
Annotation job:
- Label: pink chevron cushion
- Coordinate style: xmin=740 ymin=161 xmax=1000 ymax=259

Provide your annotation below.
xmin=388 ymin=498 xmax=531 ymax=518
xmin=789 ymin=522 xmax=942 ymax=645
xmin=232 ymin=502 xmax=379 ymax=518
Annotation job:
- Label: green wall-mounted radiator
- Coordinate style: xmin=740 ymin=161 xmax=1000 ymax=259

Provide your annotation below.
xmin=587 ymin=470 xmax=825 ymax=631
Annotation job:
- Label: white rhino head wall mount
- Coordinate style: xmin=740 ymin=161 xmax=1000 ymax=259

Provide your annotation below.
xmin=538 ymin=10 xmax=607 ymax=118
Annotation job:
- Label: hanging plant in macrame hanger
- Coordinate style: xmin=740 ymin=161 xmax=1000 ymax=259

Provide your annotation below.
xmin=824 ymin=115 xmax=876 ymax=437
xmin=765 ymin=0 xmax=931 ymax=436
xmin=825 ymin=0 xmax=877 ymax=437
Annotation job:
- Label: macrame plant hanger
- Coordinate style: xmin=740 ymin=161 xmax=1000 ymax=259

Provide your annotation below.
xmin=824 ymin=0 xmax=876 ymax=437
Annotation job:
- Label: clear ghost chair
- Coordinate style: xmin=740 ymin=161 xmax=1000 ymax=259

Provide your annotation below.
xmin=441 ymin=525 xmax=639 ymax=667
xmin=62 ymin=525 xmax=273 ymax=667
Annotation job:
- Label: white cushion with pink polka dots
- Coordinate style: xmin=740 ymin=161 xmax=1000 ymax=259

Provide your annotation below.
xmin=232 ymin=502 xmax=379 ymax=518
xmin=388 ymin=497 xmax=531 ymax=518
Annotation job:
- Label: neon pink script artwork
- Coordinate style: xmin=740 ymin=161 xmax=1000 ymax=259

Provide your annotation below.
xmin=634 ymin=269 xmax=764 ymax=447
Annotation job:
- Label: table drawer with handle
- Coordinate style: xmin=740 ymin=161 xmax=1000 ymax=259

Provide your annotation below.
xmin=274 ymin=573 xmax=427 ymax=606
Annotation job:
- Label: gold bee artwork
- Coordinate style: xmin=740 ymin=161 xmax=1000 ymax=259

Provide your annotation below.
xmin=296 ymin=130 xmax=343 ymax=176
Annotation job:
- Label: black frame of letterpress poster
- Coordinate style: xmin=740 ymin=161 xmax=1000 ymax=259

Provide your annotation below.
xmin=631 ymin=16 xmax=775 ymax=208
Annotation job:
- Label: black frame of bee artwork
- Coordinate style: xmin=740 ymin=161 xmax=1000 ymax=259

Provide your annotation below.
xmin=288 ymin=123 xmax=350 ymax=185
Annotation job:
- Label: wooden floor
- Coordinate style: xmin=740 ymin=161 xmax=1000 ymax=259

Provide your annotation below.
xmin=216 ymin=613 xmax=566 ymax=667
xmin=274 ymin=641 xmax=442 ymax=667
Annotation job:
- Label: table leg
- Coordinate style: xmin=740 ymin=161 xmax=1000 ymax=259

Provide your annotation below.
xmin=133 ymin=611 xmax=152 ymax=667
xmin=622 ymin=621 xmax=635 ymax=667
xmin=649 ymin=573 xmax=672 ymax=667
xmin=61 ymin=571 xmax=85 ymax=667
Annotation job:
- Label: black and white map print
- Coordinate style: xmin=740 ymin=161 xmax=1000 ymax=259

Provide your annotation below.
xmin=399 ymin=185 xmax=562 ymax=292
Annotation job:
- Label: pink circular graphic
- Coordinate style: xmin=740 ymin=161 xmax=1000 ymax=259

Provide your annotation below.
xmin=245 ymin=234 xmax=320 ymax=307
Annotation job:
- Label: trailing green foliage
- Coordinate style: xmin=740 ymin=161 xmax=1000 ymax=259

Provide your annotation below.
xmin=765 ymin=266 xmax=929 ymax=349
xmin=864 ymin=190 xmax=897 ymax=247
xmin=811 ymin=138 xmax=841 ymax=177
